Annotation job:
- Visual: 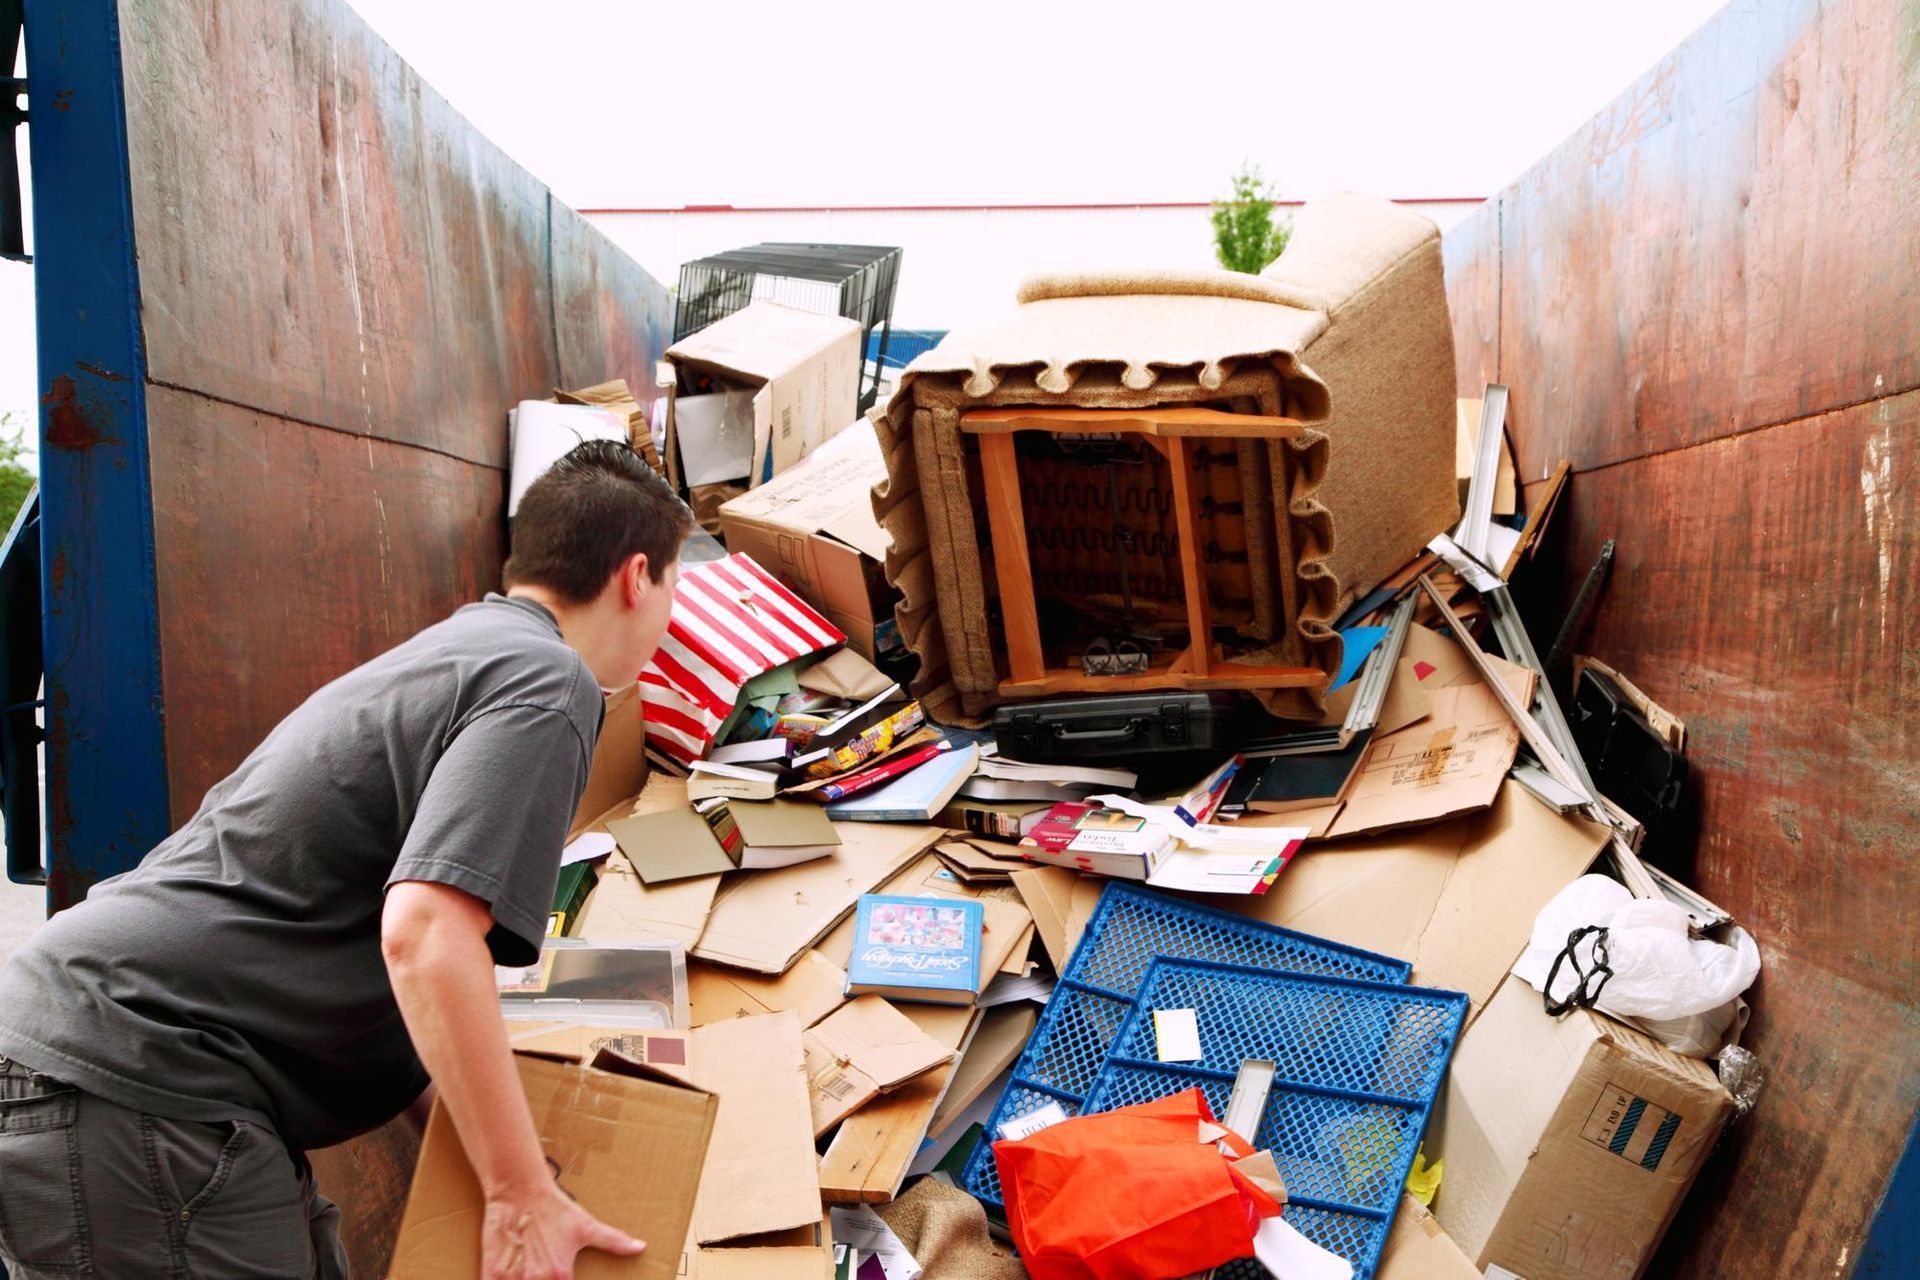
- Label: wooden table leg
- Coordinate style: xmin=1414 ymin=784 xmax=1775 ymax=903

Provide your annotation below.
xmin=1167 ymin=436 xmax=1214 ymax=676
xmin=976 ymin=433 xmax=1046 ymax=683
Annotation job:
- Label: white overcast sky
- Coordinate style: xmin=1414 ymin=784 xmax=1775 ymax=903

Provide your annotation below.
xmin=344 ymin=0 xmax=1724 ymax=208
xmin=0 ymin=0 xmax=1727 ymax=451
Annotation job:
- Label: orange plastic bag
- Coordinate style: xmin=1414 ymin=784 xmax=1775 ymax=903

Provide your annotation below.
xmin=994 ymin=1089 xmax=1284 ymax=1280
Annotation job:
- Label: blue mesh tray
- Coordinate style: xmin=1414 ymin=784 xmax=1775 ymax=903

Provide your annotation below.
xmin=962 ymin=881 xmax=1411 ymax=1212
xmin=1084 ymin=957 xmax=1470 ymax=1280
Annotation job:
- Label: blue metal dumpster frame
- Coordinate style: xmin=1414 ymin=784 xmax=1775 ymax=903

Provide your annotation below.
xmin=10 ymin=0 xmax=171 ymax=907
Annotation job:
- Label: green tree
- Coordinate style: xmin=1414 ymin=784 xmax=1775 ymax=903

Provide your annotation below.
xmin=1210 ymin=164 xmax=1291 ymax=274
xmin=0 ymin=413 xmax=35 ymax=535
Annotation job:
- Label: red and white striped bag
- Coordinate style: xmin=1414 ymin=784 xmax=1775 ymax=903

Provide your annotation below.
xmin=639 ymin=553 xmax=846 ymax=767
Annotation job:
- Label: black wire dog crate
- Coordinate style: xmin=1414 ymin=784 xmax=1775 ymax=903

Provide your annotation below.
xmin=674 ymin=243 xmax=903 ymax=414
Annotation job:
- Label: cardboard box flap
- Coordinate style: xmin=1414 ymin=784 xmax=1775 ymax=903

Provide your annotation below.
xmin=569 ymin=683 xmax=650 ymax=841
xmin=688 ymin=951 xmax=848 ymax=1029
xmin=808 ymin=996 xmax=955 ymax=1090
xmin=1325 ymin=661 xmax=1535 ymax=839
xmin=1377 ymin=1196 xmax=1480 ymax=1280
xmin=668 ymin=301 xmax=861 ymax=385
xmin=393 ymin=1052 xmax=715 ymax=1280
xmin=687 ymin=1013 xmax=822 ymax=1244
xmin=692 ymin=822 xmax=942 ymax=974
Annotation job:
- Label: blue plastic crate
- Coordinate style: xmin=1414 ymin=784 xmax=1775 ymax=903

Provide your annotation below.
xmin=1078 ymin=957 xmax=1470 ymax=1280
xmin=962 ymin=881 xmax=1410 ymax=1211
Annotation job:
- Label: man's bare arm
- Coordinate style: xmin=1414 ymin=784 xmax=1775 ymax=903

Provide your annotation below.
xmin=382 ymin=880 xmax=643 ymax=1279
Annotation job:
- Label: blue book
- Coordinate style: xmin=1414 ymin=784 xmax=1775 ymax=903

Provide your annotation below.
xmin=845 ymin=894 xmax=983 ymax=1004
xmin=825 ymin=742 xmax=980 ymax=822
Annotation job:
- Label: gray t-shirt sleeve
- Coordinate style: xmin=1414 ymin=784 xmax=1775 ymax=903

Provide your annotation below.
xmin=387 ymin=703 xmax=591 ymax=966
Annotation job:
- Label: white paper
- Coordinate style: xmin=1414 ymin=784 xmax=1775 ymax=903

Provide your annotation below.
xmin=560 ymin=831 xmax=617 ymax=867
xmin=999 ymin=1101 xmax=1070 ymax=1141
xmin=1253 ymin=1216 xmax=1354 ymax=1280
xmin=1154 ymin=1008 xmax=1203 ymax=1062
xmin=1092 ymin=794 xmax=1308 ymax=854
xmin=508 ymin=402 xmax=628 ymax=517
xmin=829 ymin=1206 xmax=922 ymax=1280
xmin=1148 ymin=848 xmax=1282 ymax=896
xmin=977 ymin=972 xmax=1055 ymax=1007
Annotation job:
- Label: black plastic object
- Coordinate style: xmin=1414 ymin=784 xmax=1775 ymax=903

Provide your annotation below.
xmin=992 ymin=691 xmax=1258 ymax=763
xmin=1570 ymin=665 xmax=1687 ymax=833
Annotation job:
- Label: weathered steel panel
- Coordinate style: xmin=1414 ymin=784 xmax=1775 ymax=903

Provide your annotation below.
xmin=551 ymin=197 xmax=675 ymax=404
xmin=119 ymin=0 xmax=558 ymax=465
xmin=306 ymin=1117 xmax=419 ymax=1280
xmin=1440 ymin=195 xmax=1501 ymax=410
xmin=1531 ymin=396 xmax=1919 ymax=1274
xmin=147 ymin=386 xmax=505 ymax=824
xmin=1496 ymin=0 xmax=1920 ymax=483
xmin=1443 ymin=0 xmax=1920 ymax=1270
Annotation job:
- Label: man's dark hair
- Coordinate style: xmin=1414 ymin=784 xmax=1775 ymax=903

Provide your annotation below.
xmin=504 ymin=439 xmax=693 ymax=603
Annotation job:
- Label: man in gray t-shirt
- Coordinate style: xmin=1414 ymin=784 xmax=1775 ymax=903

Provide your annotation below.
xmin=0 ymin=441 xmax=689 ymax=1278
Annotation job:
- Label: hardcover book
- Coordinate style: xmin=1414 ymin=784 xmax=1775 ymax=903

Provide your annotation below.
xmin=844 ymin=894 xmax=983 ymax=1004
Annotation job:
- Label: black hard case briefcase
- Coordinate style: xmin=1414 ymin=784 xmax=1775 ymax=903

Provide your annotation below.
xmin=991 ymin=692 xmax=1256 ymax=763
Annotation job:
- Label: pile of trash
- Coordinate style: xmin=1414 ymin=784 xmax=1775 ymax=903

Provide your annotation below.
xmin=397 ymin=204 xmax=1764 ymax=1280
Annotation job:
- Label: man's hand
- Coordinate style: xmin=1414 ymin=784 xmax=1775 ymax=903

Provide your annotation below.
xmin=482 ymin=1179 xmax=644 ymax=1280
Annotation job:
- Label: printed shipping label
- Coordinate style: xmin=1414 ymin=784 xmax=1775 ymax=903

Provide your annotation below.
xmin=999 ymin=1101 xmax=1070 ymax=1141
xmin=1581 ymin=1080 xmax=1683 ymax=1171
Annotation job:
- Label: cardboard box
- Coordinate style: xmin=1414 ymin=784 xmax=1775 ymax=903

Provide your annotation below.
xmin=570 ymin=682 xmax=650 ymax=840
xmin=1433 ymin=975 xmax=1736 ymax=1279
xmin=1377 ymin=1196 xmax=1480 ymax=1280
xmin=391 ymin=1050 xmax=716 ymax=1280
xmin=667 ymin=301 xmax=861 ymax=486
xmin=718 ymin=422 xmax=896 ymax=660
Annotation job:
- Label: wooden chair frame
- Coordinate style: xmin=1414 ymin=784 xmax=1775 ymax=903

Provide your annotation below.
xmin=962 ymin=406 xmax=1328 ymax=698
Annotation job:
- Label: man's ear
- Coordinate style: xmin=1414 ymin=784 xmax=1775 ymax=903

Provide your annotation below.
xmin=622 ymin=552 xmax=651 ymax=608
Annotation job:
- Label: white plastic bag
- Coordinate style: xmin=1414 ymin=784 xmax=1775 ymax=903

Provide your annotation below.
xmin=1513 ymin=875 xmax=1760 ymax=1038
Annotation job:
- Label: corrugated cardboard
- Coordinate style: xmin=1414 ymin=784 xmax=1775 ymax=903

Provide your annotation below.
xmin=667 ymin=301 xmax=861 ymax=485
xmin=391 ymin=1050 xmax=715 ymax=1280
xmin=574 ymin=850 xmax=719 ymax=951
xmin=688 ymin=951 xmax=848 ymax=1029
xmin=569 ymin=682 xmax=650 ymax=840
xmin=693 ymin=822 xmax=943 ymax=974
xmin=802 ymin=996 xmax=956 ymax=1135
xmin=1377 ymin=1196 xmax=1480 ymax=1280
xmin=504 ymin=1023 xmax=693 ymax=1077
xmin=928 ymin=1002 xmax=1039 ymax=1140
xmin=1434 ymin=976 xmax=1736 ymax=1279
xmin=577 ymin=776 xmax=723 ymax=947
xmin=719 ymin=422 xmax=895 ymax=660
xmin=1010 ymin=866 xmax=1104 ymax=973
xmin=1233 ymin=783 xmax=1609 ymax=1014
xmin=686 ymin=1013 xmax=822 ymax=1244
xmin=687 ymin=1246 xmax=834 ymax=1280
xmin=1323 ymin=661 xmax=1535 ymax=838
xmin=819 ymin=1003 xmax=981 ymax=1204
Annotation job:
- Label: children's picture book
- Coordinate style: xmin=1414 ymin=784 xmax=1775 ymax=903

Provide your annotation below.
xmin=844 ymin=894 xmax=983 ymax=1004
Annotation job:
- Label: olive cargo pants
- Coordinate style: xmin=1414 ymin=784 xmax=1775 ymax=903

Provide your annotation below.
xmin=0 ymin=1057 xmax=349 ymax=1278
